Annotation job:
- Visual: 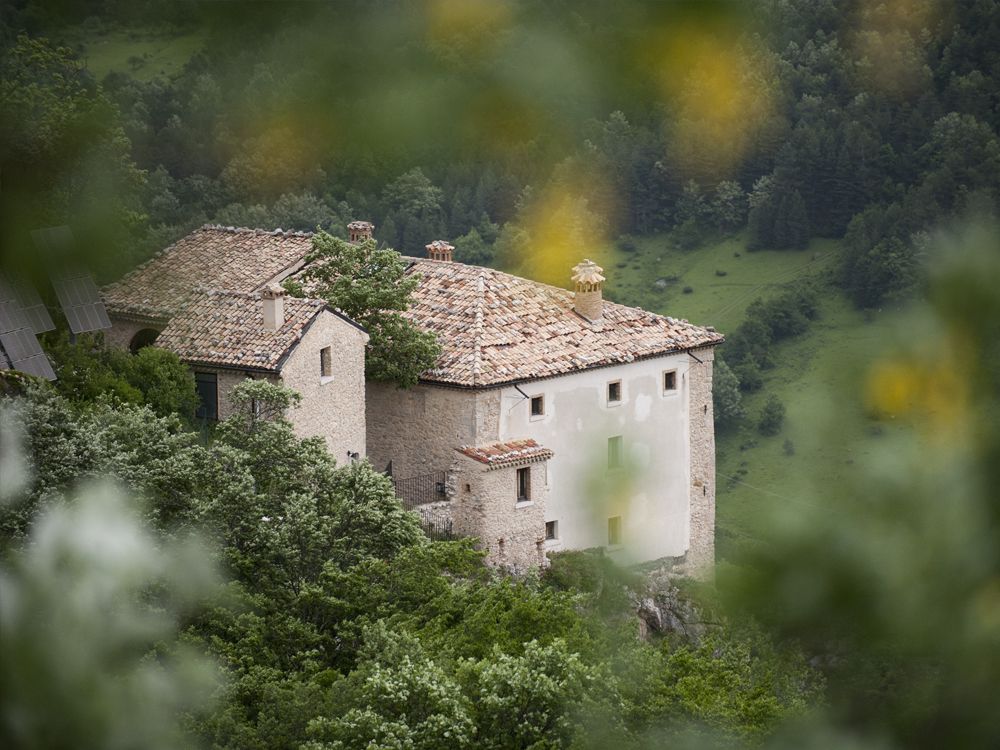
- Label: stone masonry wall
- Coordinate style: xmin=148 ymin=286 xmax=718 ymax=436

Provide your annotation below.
xmin=366 ymin=382 xmax=501 ymax=478
xmin=686 ymin=346 xmax=716 ymax=579
xmin=451 ymin=456 xmax=548 ymax=572
xmin=280 ymin=311 xmax=368 ymax=463
xmin=104 ymin=316 xmax=163 ymax=350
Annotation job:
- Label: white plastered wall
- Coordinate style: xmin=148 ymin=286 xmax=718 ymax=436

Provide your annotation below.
xmin=498 ymin=351 xmax=693 ymax=564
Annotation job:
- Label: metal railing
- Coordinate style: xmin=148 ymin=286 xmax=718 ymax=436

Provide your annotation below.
xmin=392 ymin=471 xmax=448 ymax=509
xmin=391 ymin=470 xmax=455 ymax=540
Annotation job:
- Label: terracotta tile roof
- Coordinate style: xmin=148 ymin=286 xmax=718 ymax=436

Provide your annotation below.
xmin=102 ymin=226 xmax=313 ymax=321
xmin=154 ymin=289 xmax=326 ymax=372
xmin=110 ymin=225 xmax=722 ymax=386
xmin=456 ymin=439 xmax=554 ymax=469
xmin=384 ymin=258 xmax=723 ymax=388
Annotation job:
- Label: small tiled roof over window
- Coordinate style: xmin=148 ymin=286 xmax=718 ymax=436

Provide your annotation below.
xmin=102 ymin=226 xmax=313 ymax=321
xmin=456 ymin=439 xmax=554 ymax=469
xmin=155 ymin=289 xmax=326 ymax=372
xmin=392 ymin=258 xmax=723 ymax=388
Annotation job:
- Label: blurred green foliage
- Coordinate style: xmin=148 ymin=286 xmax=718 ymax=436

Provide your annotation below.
xmin=44 ymin=331 xmax=198 ymax=419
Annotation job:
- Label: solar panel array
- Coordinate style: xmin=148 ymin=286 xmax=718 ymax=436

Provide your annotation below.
xmin=2 ymin=276 xmax=55 ymax=334
xmin=0 ymin=288 xmax=56 ymax=381
xmin=52 ymin=273 xmax=112 ymax=334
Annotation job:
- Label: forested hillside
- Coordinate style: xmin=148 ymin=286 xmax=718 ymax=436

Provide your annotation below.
xmin=3 ymin=0 xmax=999 ymax=301
xmin=3 ymin=1 xmax=1000 ymax=748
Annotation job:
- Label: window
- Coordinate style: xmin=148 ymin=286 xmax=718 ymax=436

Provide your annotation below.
xmin=516 ymin=466 xmax=531 ymax=503
xmin=320 ymin=346 xmax=333 ymax=379
xmin=530 ymin=395 xmax=544 ymax=418
xmin=194 ymin=372 xmax=218 ymax=421
xmin=663 ymin=370 xmax=677 ymax=393
xmin=607 ymin=380 xmax=622 ymax=404
xmin=608 ymin=435 xmax=623 ymax=469
xmin=608 ymin=516 xmax=622 ymax=546
xmin=545 ymin=520 xmax=558 ymax=541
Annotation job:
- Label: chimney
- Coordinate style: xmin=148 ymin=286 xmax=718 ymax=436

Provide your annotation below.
xmin=262 ymin=283 xmax=285 ymax=330
xmin=426 ymin=240 xmax=455 ymax=262
xmin=347 ymin=220 xmax=374 ymax=243
xmin=571 ymin=259 xmax=605 ymax=322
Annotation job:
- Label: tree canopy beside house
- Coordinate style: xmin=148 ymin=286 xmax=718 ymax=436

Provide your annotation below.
xmin=288 ymin=232 xmax=442 ymax=388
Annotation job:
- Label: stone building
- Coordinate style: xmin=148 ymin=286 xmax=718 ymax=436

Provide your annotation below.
xmin=101 ymin=227 xmax=368 ymax=462
xmin=101 ymin=224 xmax=723 ymax=576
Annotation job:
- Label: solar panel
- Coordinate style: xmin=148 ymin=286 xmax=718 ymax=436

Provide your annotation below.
xmin=0 ymin=274 xmax=55 ymax=334
xmin=0 ymin=292 xmax=56 ymax=381
xmin=52 ymin=273 xmax=111 ymax=334
xmin=8 ymin=352 xmax=56 ymax=380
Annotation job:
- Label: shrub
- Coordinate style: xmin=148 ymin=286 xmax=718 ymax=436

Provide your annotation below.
xmin=617 ymin=234 xmax=638 ymax=252
xmin=682 ymin=286 xmax=694 ymax=294
xmin=758 ymin=395 xmax=786 ymax=436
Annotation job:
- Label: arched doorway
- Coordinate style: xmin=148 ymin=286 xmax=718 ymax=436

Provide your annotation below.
xmin=129 ymin=328 xmax=160 ymax=353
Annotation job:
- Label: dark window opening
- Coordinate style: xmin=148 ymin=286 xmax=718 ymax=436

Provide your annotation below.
xmin=608 ymin=516 xmax=622 ymax=546
xmin=545 ymin=520 xmax=558 ymax=540
xmin=516 ymin=467 xmax=531 ymax=502
xmin=128 ymin=328 xmax=160 ymax=354
xmin=608 ymin=436 xmax=623 ymax=469
xmin=320 ymin=346 xmax=332 ymax=378
xmin=530 ymin=395 xmax=544 ymax=417
xmin=663 ymin=370 xmax=677 ymax=392
xmin=608 ymin=380 xmax=622 ymax=403
xmin=194 ymin=372 xmax=218 ymax=421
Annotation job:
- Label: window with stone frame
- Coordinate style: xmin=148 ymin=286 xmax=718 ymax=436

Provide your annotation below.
xmin=194 ymin=372 xmax=218 ymax=421
xmin=607 ymin=435 xmax=623 ymax=469
xmin=607 ymin=380 xmax=622 ymax=404
xmin=516 ymin=466 xmax=531 ymax=502
xmin=320 ymin=346 xmax=333 ymax=378
xmin=663 ymin=369 xmax=677 ymax=393
xmin=545 ymin=520 xmax=558 ymax=540
xmin=530 ymin=395 xmax=544 ymax=417
xmin=608 ymin=515 xmax=622 ymax=546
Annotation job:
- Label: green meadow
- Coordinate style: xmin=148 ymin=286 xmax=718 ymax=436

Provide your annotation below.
xmin=603 ymin=233 xmax=909 ymax=561
xmin=70 ymin=27 xmax=206 ymax=81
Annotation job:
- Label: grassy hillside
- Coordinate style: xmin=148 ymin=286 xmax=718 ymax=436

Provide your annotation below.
xmin=602 ymin=232 xmax=908 ymax=561
xmin=67 ymin=26 xmax=206 ymax=81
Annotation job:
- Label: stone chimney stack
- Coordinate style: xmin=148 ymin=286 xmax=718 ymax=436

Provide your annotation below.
xmin=426 ymin=240 xmax=455 ymax=262
xmin=348 ymin=220 xmax=374 ymax=243
xmin=262 ymin=283 xmax=285 ymax=330
xmin=571 ymin=259 xmax=605 ymax=322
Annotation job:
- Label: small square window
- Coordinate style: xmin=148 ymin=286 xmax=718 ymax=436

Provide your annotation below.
xmin=607 ymin=380 xmax=622 ymax=404
xmin=320 ymin=346 xmax=333 ymax=378
xmin=663 ymin=370 xmax=677 ymax=393
xmin=608 ymin=436 xmax=623 ymax=469
xmin=545 ymin=520 xmax=558 ymax=541
xmin=608 ymin=516 xmax=622 ymax=546
xmin=516 ymin=467 xmax=531 ymax=502
xmin=530 ymin=395 xmax=544 ymax=417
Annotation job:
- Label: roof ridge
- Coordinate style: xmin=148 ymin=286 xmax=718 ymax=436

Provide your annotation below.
xmin=199 ymin=223 xmax=316 ymax=238
xmin=471 ymin=271 xmax=486 ymax=386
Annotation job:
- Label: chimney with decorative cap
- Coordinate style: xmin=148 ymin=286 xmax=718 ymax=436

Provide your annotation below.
xmin=426 ymin=240 xmax=455 ymax=262
xmin=571 ymin=259 xmax=605 ymax=322
xmin=262 ymin=283 xmax=285 ymax=330
xmin=348 ymin=220 xmax=374 ymax=243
